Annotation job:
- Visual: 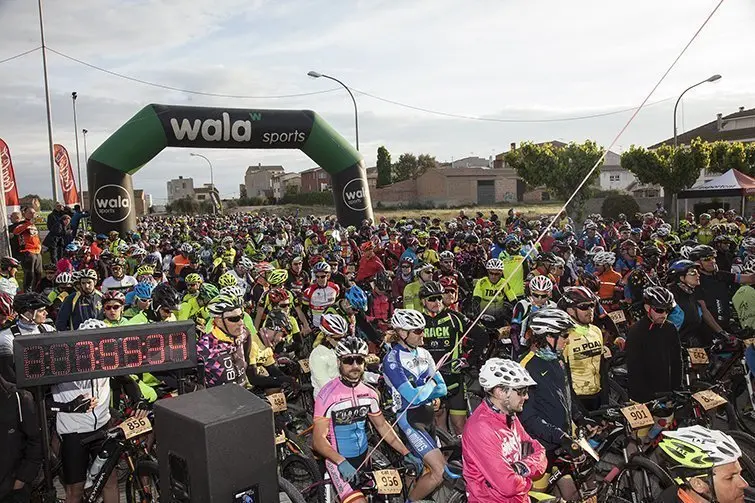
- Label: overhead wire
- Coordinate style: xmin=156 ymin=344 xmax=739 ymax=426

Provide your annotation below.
xmin=0 ymin=46 xmax=41 ymax=65
xmin=353 ymin=0 xmax=727 ymax=477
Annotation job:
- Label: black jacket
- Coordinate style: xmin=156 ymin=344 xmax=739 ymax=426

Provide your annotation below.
xmin=626 ymin=316 xmax=683 ymax=403
xmin=0 ymin=376 xmax=42 ymax=499
xmin=520 ymin=351 xmax=573 ymax=451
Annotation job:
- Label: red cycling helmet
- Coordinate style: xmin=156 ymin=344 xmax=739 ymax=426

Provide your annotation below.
xmin=102 ymin=290 xmax=126 ymax=305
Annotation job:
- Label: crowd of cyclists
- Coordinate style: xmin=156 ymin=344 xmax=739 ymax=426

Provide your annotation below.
xmin=0 ymin=204 xmax=754 ymax=503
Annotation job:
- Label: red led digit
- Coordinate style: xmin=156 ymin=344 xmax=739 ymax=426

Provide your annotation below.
xmin=168 ymin=332 xmax=187 ymax=362
xmin=49 ymin=343 xmax=72 ymax=375
xmin=74 ymin=341 xmax=96 ymax=372
xmin=24 ymin=345 xmax=45 ymax=379
xmin=146 ymin=334 xmax=165 ymax=365
xmin=121 ymin=336 xmax=142 ymax=367
xmin=98 ymin=338 xmax=120 ymax=370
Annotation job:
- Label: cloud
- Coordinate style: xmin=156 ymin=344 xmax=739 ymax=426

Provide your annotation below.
xmin=1 ymin=0 xmax=754 ymax=204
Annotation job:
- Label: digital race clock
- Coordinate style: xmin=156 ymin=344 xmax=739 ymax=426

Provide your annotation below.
xmin=13 ymin=321 xmax=197 ymax=387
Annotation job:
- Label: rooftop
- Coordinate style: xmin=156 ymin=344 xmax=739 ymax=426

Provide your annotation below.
xmin=650 ymin=106 xmax=755 ymax=148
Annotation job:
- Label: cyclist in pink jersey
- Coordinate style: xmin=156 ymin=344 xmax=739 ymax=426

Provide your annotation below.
xmin=312 ymin=337 xmax=418 ymax=503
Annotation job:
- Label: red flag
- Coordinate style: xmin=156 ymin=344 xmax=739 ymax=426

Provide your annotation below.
xmin=0 ymin=138 xmax=21 ymax=213
xmin=53 ymin=144 xmax=79 ymax=206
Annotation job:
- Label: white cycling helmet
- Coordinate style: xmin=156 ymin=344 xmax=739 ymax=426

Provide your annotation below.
xmin=319 ymin=313 xmax=349 ymax=337
xmin=486 ymin=258 xmax=504 ymax=271
xmin=742 ymin=258 xmax=755 ymax=274
xmin=334 ymin=336 xmax=369 ymax=358
xmin=679 ymin=246 xmax=694 ymax=260
xmin=528 ymin=308 xmax=576 ymax=336
xmin=592 ymin=251 xmax=616 ymax=266
xmin=79 ymin=318 xmax=108 ymax=330
xmin=390 ymin=308 xmax=426 ymax=331
xmin=529 ymin=275 xmax=553 ymax=293
xmin=55 ymin=272 xmax=73 ymax=285
xmin=220 ymin=285 xmax=245 ymax=300
xmin=479 ymin=358 xmax=537 ymax=391
xmin=662 ymin=426 xmax=741 ymax=467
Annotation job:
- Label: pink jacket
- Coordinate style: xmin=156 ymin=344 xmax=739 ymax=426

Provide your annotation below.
xmin=462 ymin=400 xmax=547 ymax=503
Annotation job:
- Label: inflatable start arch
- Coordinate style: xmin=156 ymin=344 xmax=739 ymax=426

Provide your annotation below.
xmin=87 ymin=105 xmax=373 ymax=233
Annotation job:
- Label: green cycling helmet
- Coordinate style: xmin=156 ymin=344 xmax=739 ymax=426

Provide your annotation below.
xmin=198 ymin=283 xmax=220 ymax=302
xmin=266 ymin=268 xmax=289 ymax=286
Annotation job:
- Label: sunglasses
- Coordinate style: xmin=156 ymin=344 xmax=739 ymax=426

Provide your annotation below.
xmin=532 ymin=293 xmax=550 ymax=299
xmin=103 ymin=304 xmax=122 ymax=311
xmin=341 ymin=355 xmax=365 ymax=366
xmin=224 ymin=315 xmax=243 ymax=323
xmin=651 ymin=307 xmax=668 ymax=314
xmin=410 ymin=328 xmax=424 ymax=335
xmin=686 ymin=270 xmax=700 ymax=276
xmin=315 ymin=274 xmax=328 ymax=279
xmin=513 ymin=388 xmax=530 ymax=397
xmin=426 ymin=296 xmax=443 ymax=302
xmin=277 ymin=303 xmax=291 ymax=309
xmin=576 ymin=303 xmax=595 ymax=311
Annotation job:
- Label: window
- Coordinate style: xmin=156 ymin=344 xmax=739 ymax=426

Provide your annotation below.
xmin=609 ymin=175 xmax=620 ymax=182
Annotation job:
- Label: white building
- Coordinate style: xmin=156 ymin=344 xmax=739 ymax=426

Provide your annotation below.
xmin=244 ymin=164 xmax=285 ymax=199
xmin=167 ymin=176 xmax=195 ymax=203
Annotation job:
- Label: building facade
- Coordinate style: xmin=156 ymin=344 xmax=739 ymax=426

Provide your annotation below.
xmin=244 ymin=164 xmax=285 ymax=199
xmin=300 ymin=167 xmax=331 ymax=193
xmin=166 ymin=176 xmax=195 ymax=204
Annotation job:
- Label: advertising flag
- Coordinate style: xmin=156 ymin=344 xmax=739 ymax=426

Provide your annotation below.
xmin=53 ymin=144 xmax=79 ymax=206
xmin=0 ymin=138 xmax=21 ymax=213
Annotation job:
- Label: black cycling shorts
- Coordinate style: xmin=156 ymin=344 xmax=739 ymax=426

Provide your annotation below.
xmin=60 ymin=425 xmax=109 ymax=485
xmin=441 ymin=374 xmax=466 ymax=415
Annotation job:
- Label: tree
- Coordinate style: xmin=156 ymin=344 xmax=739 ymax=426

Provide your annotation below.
xmin=284 ymin=184 xmax=299 ymax=196
xmin=503 ymin=140 xmax=604 ymax=216
xmin=167 ymin=195 xmax=200 ymax=214
xmin=707 ymin=140 xmax=755 ymax=176
xmin=376 ymin=146 xmax=392 ymax=187
xmin=621 ymin=138 xmax=709 ymax=211
xmin=392 ymin=153 xmax=438 ymax=183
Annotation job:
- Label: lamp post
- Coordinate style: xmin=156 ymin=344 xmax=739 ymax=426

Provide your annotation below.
xmin=82 ymin=129 xmax=88 ymax=161
xmin=38 ymin=0 xmax=58 ymax=202
xmin=189 ymin=153 xmax=216 ymax=214
xmin=307 ymin=71 xmax=359 ymax=151
xmin=673 ymin=74 xmax=722 ymax=148
xmin=72 ymin=92 xmax=83 ymax=202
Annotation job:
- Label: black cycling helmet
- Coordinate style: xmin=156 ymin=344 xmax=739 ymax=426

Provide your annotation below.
xmin=560 ymin=286 xmax=597 ymax=308
xmin=667 ymin=259 xmax=698 ymax=283
xmin=373 ymin=271 xmax=392 ymax=292
xmin=13 ymin=292 xmax=51 ymax=314
xmin=689 ymin=245 xmax=716 ymax=262
xmin=640 ymin=243 xmax=662 ymax=258
xmin=465 ymin=234 xmax=479 ymax=245
xmin=151 ymin=283 xmax=180 ymax=311
xmin=537 ymin=252 xmax=558 ymax=266
xmin=263 ymin=310 xmax=292 ymax=334
xmin=0 ymin=256 xmax=21 ymax=270
xmin=418 ymin=281 xmax=444 ymax=299
xmin=643 ymin=286 xmax=675 ymax=310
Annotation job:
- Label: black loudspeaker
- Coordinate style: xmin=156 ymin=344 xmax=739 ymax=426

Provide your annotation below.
xmin=154 ymin=385 xmax=277 ymax=502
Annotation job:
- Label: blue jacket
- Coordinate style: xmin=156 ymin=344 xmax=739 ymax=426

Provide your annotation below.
xmin=520 ymin=351 xmax=572 ymax=451
xmin=55 ymin=291 xmax=103 ymax=331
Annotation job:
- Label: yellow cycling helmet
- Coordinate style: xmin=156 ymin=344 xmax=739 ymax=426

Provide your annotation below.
xmin=185 ymin=273 xmax=203 ymax=285
xmin=135 ymin=265 xmax=155 ymax=277
xmin=218 ymin=272 xmax=238 ymax=288
xmin=266 ymin=268 xmax=289 ymax=286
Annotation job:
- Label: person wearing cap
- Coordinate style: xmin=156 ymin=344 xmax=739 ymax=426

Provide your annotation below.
xmin=0 ymin=293 xmax=54 ymax=382
xmin=462 ymin=358 xmax=546 ymax=503
xmin=355 ymin=240 xmax=385 ymax=283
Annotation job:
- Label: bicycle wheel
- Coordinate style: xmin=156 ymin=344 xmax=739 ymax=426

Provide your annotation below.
xmin=602 ymin=455 xmax=673 ymax=503
xmin=279 ymin=453 xmax=323 ymax=503
xmin=279 ymin=475 xmax=308 ymax=503
xmin=125 ymin=459 xmax=160 ymax=503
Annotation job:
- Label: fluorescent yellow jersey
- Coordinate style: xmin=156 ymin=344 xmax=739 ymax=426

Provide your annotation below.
xmin=563 ymin=324 xmax=604 ymax=396
xmin=472 ymin=277 xmax=514 ymax=318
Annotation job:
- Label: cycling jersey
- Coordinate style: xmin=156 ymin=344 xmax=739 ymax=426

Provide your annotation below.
xmin=463 ymin=399 xmax=547 ymax=503
xmin=596 ymin=269 xmax=622 ymax=301
xmin=422 ymin=309 xmax=465 ymax=370
xmin=473 ymin=277 xmax=514 ymax=317
xmin=197 ymin=326 xmax=250 ymax=388
xmin=402 ymin=280 xmax=422 ymax=311
xmin=563 ymin=324 xmax=603 ymax=396
xmin=301 ymin=282 xmax=339 ymax=327
xmin=309 ymin=341 xmax=338 ymax=397
xmin=0 ymin=276 xmax=18 ymax=296
xmin=313 ymin=378 xmax=381 ymax=459
xmin=510 ymin=299 xmax=556 ymax=349
xmin=501 ymin=254 xmax=527 ymax=300
xmin=382 ymin=344 xmax=446 ymax=413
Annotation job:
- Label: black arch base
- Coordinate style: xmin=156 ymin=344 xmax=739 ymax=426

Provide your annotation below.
xmin=87 ymin=162 xmax=137 ymax=235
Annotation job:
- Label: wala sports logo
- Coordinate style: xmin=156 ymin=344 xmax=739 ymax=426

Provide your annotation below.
xmin=342 ymin=178 xmax=368 ymax=211
xmin=0 ymin=145 xmax=14 ymax=193
xmin=94 ymin=184 xmax=132 ymax=223
xmin=169 ymin=112 xmax=261 ymax=143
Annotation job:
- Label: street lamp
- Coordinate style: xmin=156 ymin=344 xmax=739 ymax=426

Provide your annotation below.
xmin=673 ymin=74 xmax=722 ymax=148
xmin=307 ymin=71 xmax=359 ymax=151
xmin=189 ymin=153 xmax=216 ymax=214
xmin=72 ymin=92 xmax=83 ymax=201
xmin=82 ymin=129 xmax=88 ymax=161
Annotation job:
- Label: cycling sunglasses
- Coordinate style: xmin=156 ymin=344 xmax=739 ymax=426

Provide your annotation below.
xmin=425 ymin=296 xmax=443 ymax=302
xmin=575 ymin=303 xmax=595 ymax=311
xmin=277 ymin=303 xmax=291 ymax=309
xmin=532 ymin=293 xmax=550 ymax=299
xmin=409 ymin=328 xmax=424 ymax=335
xmin=315 ymin=274 xmax=328 ymax=279
xmin=224 ymin=315 xmax=243 ymax=323
xmin=651 ymin=307 xmax=668 ymax=314
xmin=341 ymin=355 xmax=365 ymax=366
xmin=103 ymin=304 xmax=122 ymax=311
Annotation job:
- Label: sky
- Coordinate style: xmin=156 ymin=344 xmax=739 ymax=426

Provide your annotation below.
xmin=1 ymin=0 xmax=754 ymax=204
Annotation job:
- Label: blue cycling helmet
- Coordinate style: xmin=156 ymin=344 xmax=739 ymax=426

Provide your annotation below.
xmin=65 ymin=243 xmax=80 ymax=252
xmin=345 ymin=285 xmax=368 ymax=312
xmin=133 ymin=281 xmax=155 ymax=300
xmin=124 ymin=291 xmax=136 ymax=306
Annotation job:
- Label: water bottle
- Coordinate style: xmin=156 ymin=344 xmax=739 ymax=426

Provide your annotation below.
xmin=647 ymin=418 xmax=667 ymax=440
xmin=84 ymin=449 xmax=109 ymax=489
